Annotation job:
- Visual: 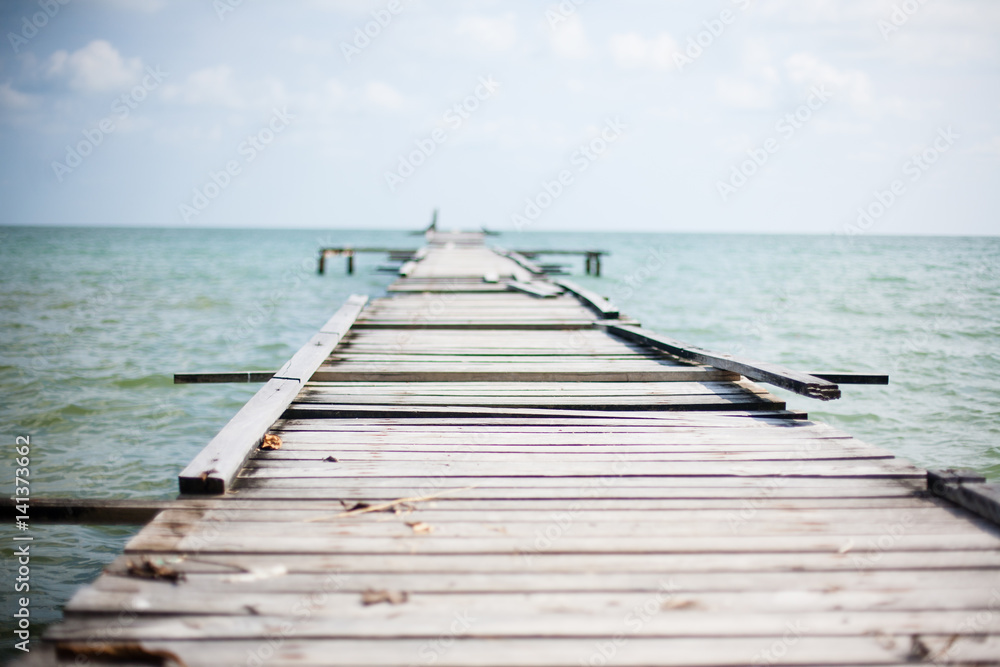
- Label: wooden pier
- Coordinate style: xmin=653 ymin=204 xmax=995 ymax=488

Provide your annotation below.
xmin=27 ymin=231 xmax=1000 ymax=666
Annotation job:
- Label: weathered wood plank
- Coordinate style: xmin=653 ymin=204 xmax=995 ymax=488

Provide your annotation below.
xmin=607 ymin=323 xmax=842 ymax=400
xmin=554 ymin=278 xmax=620 ymax=319
xmin=45 ymin=609 xmax=1000 ymax=641
xmin=177 ymin=295 xmax=368 ymax=495
xmin=103 ymin=548 xmax=1000 ymax=575
xmin=34 ymin=634 xmax=1000 ymax=667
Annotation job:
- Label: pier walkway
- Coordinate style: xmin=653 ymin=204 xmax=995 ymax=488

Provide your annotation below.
xmin=30 ymin=231 xmax=1000 ymax=665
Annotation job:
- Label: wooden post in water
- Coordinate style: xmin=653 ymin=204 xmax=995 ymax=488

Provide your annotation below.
xmin=317 ymin=249 xmax=326 ymax=275
xmin=346 ymin=250 xmax=354 ymax=275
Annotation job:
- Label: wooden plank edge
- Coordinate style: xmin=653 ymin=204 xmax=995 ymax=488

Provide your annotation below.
xmin=605 ymin=323 xmax=841 ymax=401
xmin=174 ymin=371 xmax=273 ymax=384
xmin=810 ymin=372 xmax=889 ymax=385
xmin=0 ymin=498 xmax=219 ymax=524
xmin=928 ymin=468 xmax=1000 ymax=526
xmin=278 ymin=403 xmax=807 ymax=421
xmin=177 ymin=294 xmax=368 ymax=495
xmin=494 ymin=248 xmax=545 ymax=275
xmin=505 ymin=280 xmax=563 ymax=298
xmin=554 ymin=278 xmax=620 ymax=319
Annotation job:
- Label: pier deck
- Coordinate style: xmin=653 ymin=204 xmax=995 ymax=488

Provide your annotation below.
xmin=31 ymin=232 xmax=1000 ymax=666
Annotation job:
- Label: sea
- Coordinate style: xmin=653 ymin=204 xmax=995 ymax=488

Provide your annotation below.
xmin=1 ymin=226 xmax=998 ymax=654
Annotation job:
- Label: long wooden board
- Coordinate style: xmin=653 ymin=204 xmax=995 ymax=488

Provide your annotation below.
xmin=177 ymin=295 xmax=368 ymax=494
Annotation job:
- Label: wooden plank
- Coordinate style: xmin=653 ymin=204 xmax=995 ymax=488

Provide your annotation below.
xmin=156 ymin=504 xmax=963 ymax=525
xmin=810 ymin=372 xmax=889 ymax=385
xmin=279 ymin=404 xmax=808 ymax=420
xmin=607 ymin=323 xmax=842 ymax=400
xmin=173 ymin=371 xmax=274 ymax=384
xmin=35 ymin=631 xmax=1000 ymax=666
xmin=0 ymin=498 xmax=180 ymax=524
xmin=125 ymin=529 xmax=999 ymax=555
xmin=929 ymin=469 xmax=1000 ymax=526
xmin=177 ymin=295 xmax=368 ymax=495
xmin=72 ymin=582 xmax=1000 ymax=617
xmin=311 ymin=368 xmax=741 ymax=382
xmin=235 ymin=459 xmax=923 ymax=479
xmin=104 ymin=548 xmax=1000 ymax=575
xmin=505 ymin=280 xmax=564 ymax=298
xmin=353 ymin=321 xmax=601 ymax=330
xmin=86 ymin=568 xmax=1000 ymax=595
xmin=500 ymin=249 xmax=546 ymax=275
xmin=45 ymin=609 xmax=1000 ymax=641
xmin=554 ymin=278 xmax=620 ymax=319
xmin=231 ymin=481 xmax=926 ymax=500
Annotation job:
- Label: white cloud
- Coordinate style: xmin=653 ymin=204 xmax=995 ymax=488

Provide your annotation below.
xmin=609 ymin=32 xmax=677 ymax=70
xmin=890 ymin=30 xmax=999 ymax=66
xmin=715 ymin=41 xmax=779 ymax=109
xmin=715 ymin=77 xmax=774 ymax=109
xmin=161 ymin=65 xmax=244 ymax=109
xmin=784 ymin=53 xmax=873 ymax=110
xmin=364 ymin=81 xmax=405 ymax=111
xmin=455 ymin=14 xmax=517 ymax=53
xmin=756 ymin=0 xmax=879 ymax=24
xmin=970 ymin=136 xmax=1000 ymax=156
xmin=550 ymin=14 xmax=590 ymax=59
xmin=46 ymin=40 xmax=143 ymax=93
xmin=280 ymin=35 xmax=334 ymax=57
xmin=0 ymin=82 xmax=39 ymax=110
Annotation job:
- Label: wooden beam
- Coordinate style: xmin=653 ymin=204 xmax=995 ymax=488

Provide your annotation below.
xmin=554 ymin=278 xmax=619 ymax=319
xmin=174 ymin=372 xmax=273 ymax=384
xmin=178 ymin=294 xmax=368 ymax=495
xmin=0 ymin=498 xmax=208 ymax=524
xmin=605 ymin=323 xmax=841 ymax=400
xmin=928 ymin=469 xmax=1000 ymax=526
xmin=808 ymin=372 xmax=889 ymax=385
xmin=505 ymin=280 xmax=563 ymax=298
xmin=494 ymin=248 xmax=545 ymax=275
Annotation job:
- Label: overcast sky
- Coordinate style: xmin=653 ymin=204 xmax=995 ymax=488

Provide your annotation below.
xmin=1 ymin=0 xmax=998 ymax=234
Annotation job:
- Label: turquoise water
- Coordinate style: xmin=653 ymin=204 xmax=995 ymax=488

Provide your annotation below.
xmin=1 ymin=227 xmax=999 ymax=654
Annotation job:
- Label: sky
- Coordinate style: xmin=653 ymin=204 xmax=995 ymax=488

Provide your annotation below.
xmin=0 ymin=0 xmax=998 ymax=234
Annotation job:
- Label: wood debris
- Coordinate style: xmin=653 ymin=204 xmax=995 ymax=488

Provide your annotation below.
xmin=406 ymin=521 xmax=433 ymax=534
xmin=661 ymin=598 xmax=698 ymax=610
xmin=222 ymin=565 xmax=287 ymax=583
xmin=56 ymin=642 xmax=187 ymax=666
xmin=361 ymin=589 xmax=408 ymax=606
xmin=125 ymin=557 xmax=186 ymax=584
xmin=260 ymin=434 xmax=282 ymax=450
xmin=907 ymin=634 xmax=931 ymax=661
xmin=337 ymin=486 xmax=477 ymax=518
